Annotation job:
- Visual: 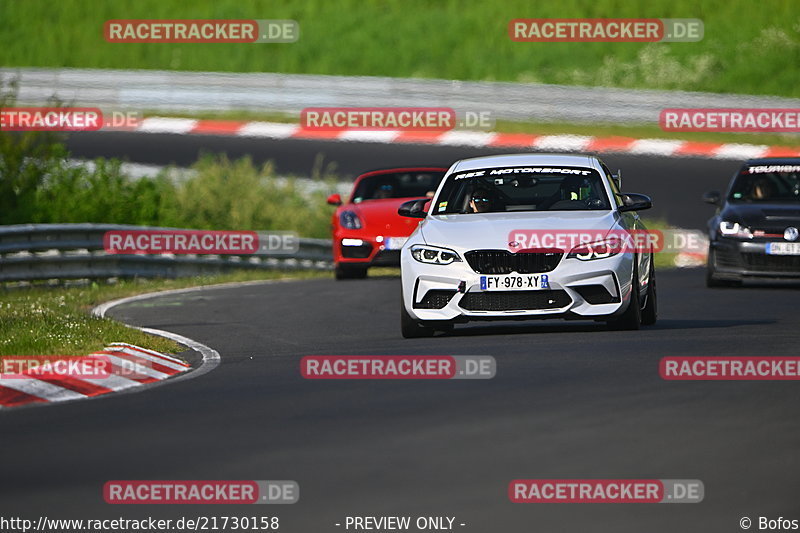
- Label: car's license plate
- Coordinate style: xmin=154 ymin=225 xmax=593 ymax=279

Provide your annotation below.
xmin=384 ymin=237 xmax=408 ymax=250
xmin=766 ymin=242 xmax=800 ymax=255
xmin=480 ymin=274 xmax=550 ymax=291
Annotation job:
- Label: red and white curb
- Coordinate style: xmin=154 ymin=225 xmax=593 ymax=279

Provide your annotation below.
xmin=109 ymin=118 xmax=800 ymax=160
xmin=0 ymin=343 xmax=189 ymax=409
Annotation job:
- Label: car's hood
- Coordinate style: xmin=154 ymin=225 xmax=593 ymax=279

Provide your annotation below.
xmin=721 ymin=203 xmax=800 ymax=231
xmin=419 ymin=211 xmax=619 ymax=250
xmin=345 ymin=197 xmax=426 ymax=235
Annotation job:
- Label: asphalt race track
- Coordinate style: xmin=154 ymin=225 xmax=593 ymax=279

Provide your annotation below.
xmin=1 ymin=134 xmax=797 ymax=532
xmin=2 ymin=269 xmax=800 ymax=532
xmin=65 ymin=131 xmax=741 ymax=229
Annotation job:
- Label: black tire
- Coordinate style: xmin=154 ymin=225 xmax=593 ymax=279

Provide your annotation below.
xmin=641 ymin=256 xmax=657 ymax=326
xmin=705 ymin=249 xmax=741 ymax=288
xmin=608 ymin=259 xmax=641 ymax=331
xmin=400 ymin=297 xmax=434 ymax=338
xmin=334 ymin=263 xmax=368 ymax=280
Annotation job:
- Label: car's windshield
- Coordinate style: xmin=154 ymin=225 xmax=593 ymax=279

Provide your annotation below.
xmin=433 ymin=165 xmax=611 ymax=214
xmin=351 ymin=171 xmax=444 ymax=203
xmin=729 ymin=164 xmax=800 ymax=203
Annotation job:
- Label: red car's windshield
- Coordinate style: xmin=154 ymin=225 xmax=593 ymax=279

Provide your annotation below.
xmin=351 ymin=171 xmax=445 ymax=203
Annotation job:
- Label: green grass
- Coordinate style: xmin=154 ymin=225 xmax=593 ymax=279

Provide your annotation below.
xmin=0 ymin=270 xmax=330 ymax=358
xmin=0 ymin=0 xmax=798 ymax=97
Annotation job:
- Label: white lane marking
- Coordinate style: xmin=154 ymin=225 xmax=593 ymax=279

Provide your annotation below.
xmin=80 ymin=372 xmax=144 ymax=391
xmin=106 ymin=345 xmax=189 ymax=370
xmin=113 ymin=342 xmax=189 ymax=365
xmin=237 ymin=122 xmax=299 ymax=138
xmin=123 ymin=119 xmax=799 ymax=160
xmin=713 ymin=144 xmax=768 ymax=160
xmin=103 ymin=354 xmax=174 ymax=380
xmin=338 ymin=130 xmax=400 ymax=143
xmin=533 ymin=135 xmax=592 ymax=151
xmin=437 ymin=131 xmax=497 ymax=147
xmin=139 ymin=327 xmax=220 ymax=382
xmin=628 ymin=139 xmax=685 ymax=156
xmin=138 ymin=117 xmax=198 ymax=134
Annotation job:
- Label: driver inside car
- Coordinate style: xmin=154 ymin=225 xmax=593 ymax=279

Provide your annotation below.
xmin=468 ymin=188 xmax=497 ymax=213
xmin=539 ymin=175 xmax=594 ymax=209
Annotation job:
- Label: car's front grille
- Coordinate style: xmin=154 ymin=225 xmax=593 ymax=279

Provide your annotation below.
xmin=714 ymin=248 xmax=740 ymax=268
xmin=414 ymin=289 xmax=457 ymax=309
xmin=741 ymin=253 xmax=800 ymax=273
xmin=459 ymin=290 xmax=571 ymax=311
xmin=464 ymin=250 xmax=562 ymax=274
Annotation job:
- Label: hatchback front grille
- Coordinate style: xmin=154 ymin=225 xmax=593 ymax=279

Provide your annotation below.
xmin=741 ymin=253 xmax=800 ymax=273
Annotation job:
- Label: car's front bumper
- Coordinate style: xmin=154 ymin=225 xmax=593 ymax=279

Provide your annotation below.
xmin=333 ymin=233 xmax=408 ymax=267
xmin=711 ymin=238 xmax=800 ymax=279
xmin=401 ymin=248 xmax=635 ymax=322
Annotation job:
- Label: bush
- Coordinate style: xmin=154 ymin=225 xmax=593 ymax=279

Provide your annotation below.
xmin=0 ymin=78 xmax=336 ymax=237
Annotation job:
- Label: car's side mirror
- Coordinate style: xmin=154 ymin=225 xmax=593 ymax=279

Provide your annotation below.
xmin=618 ymin=193 xmax=652 ymax=212
xmin=702 ymin=190 xmax=721 ymax=206
xmin=327 ymin=193 xmax=342 ymax=206
xmin=612 ymin=169 xmax=622 ymax=189
xmin=398 ymin=198 xmax=429 ymax=218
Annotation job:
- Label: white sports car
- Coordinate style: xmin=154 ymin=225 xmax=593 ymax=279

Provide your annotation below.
xmin=398 ymin=153 xmax=657 ymax=337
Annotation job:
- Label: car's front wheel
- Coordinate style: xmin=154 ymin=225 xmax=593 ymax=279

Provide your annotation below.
xmin=641 ymin=257 xmax=657 ymax=326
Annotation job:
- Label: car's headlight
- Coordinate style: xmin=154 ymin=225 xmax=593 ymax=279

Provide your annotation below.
xmin=567 ymin=239 xmax=622 ymax=261
xmin=339 ymin=211 xmax=362 ymax=229
xmin=410 ymin=245 xmax=462 ymax=265
xmin=719 ymin=221 xmax=753 ymax=239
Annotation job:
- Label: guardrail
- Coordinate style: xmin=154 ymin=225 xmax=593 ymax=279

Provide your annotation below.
xmin=5 ymin=67 xmax=800 ymax=125
xmin=0 ymin=224 xmax=333 ymax=283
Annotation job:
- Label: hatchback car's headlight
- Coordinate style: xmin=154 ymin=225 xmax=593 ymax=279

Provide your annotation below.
xmin=719 ymin=221 xmax=753 ymax=239
xmin=339 ymin=211 xmax=362 ymax=229
xmin=567 ymin=239 xmax=622 ymax=261
xmin=410 ymin=245 xmax=462 ymax=265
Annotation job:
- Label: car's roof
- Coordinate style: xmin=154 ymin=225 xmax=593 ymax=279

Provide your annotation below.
xmin=357 ymin=166 xmax=448 ymax=178
xmin=744 ymin=157 xmax=800 ymax=166
xmin=451 ymin=153 xmax=597 ymax=172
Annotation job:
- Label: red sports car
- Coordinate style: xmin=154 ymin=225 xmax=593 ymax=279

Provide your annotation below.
xmin=327 ymin=167 xmax=448 ymax=279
